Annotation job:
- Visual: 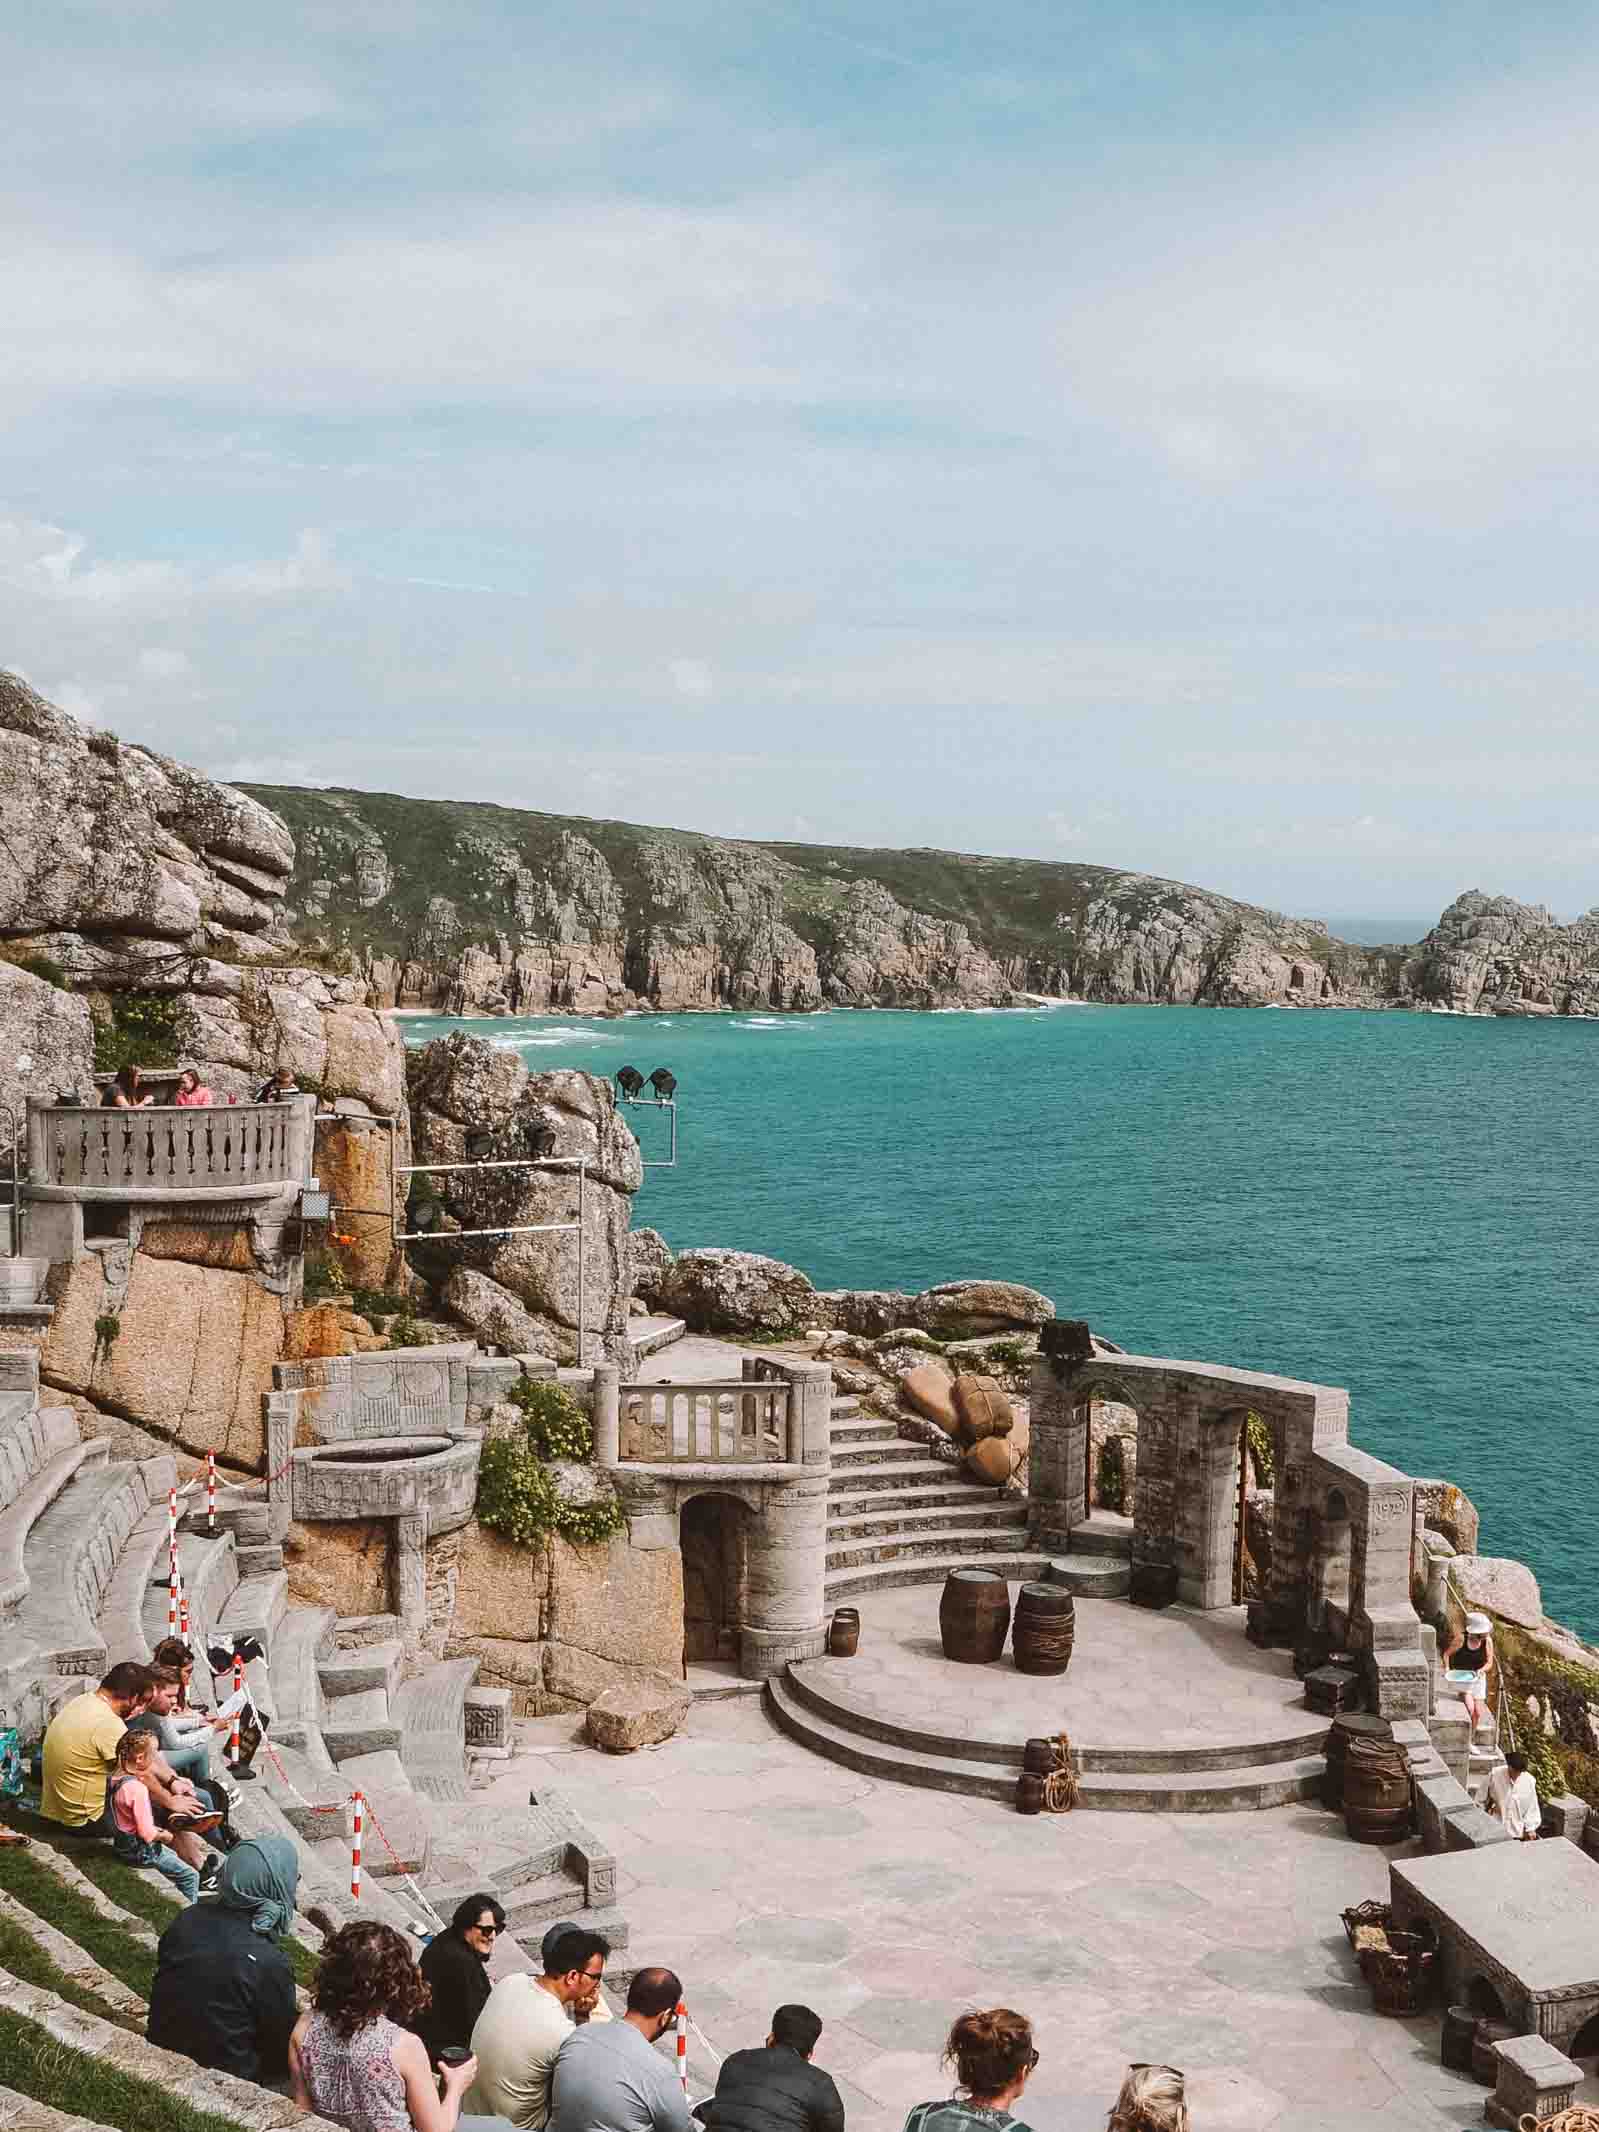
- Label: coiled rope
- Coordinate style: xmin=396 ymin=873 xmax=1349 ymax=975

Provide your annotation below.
xmin=1041 ymin=1730 xmax=1078 ymax=1813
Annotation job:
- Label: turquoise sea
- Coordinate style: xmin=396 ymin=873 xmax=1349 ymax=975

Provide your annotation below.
xmin=400 ymin=1004 xmax=1597 ymax=1642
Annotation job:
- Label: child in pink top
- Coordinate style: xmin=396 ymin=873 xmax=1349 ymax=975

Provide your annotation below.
xmin=109 ymin=1731 xmax=203 ymax=1901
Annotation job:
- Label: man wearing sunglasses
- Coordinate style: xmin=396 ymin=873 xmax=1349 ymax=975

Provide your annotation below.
xmin=470 ymin=1925 xmax=611 ymax=2129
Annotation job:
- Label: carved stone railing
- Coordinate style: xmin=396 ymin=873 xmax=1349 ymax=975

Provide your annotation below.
xmin=615 ymin=1379 xmax=796 ymax=1465
xmin=27 ymin=1099 xmax=314 ymax=1198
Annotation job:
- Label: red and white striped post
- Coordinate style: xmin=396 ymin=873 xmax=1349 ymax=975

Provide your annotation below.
xmin=351 ymin=1791 xmax=364 ymax=1901
xmin=178 ymin=1570 xmax=189 ymax=1642
xmin=230 ymin=1653 xmax=243 ymax=1762
xmin=168 ymin=1544 xmax=179 ymax=1635
xmin=675 ymin=2004 xmax=688 ymax=2091
xmin=206 ymin=1452 xmax=216 ymax=1533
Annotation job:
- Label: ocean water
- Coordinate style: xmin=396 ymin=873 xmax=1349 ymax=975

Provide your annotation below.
xmin=399 ymin=1003 xmax=1598 ymax=1641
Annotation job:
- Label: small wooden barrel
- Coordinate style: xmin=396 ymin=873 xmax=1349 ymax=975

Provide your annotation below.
xmin=1023 ymin=1736 xmax=1056 ymax=1776
xmin=1013 ymin=1584 xmax=1076 ymax=1676
xmin=1128 ymin=1562 xmax=1177 ymax=1610
xmin=1440 ymin=2006 xmax=1477 ymax=2073
xmin=1344 ymin=1734 xmax=1412 ymax=1844
xmin=1322 ymin=1713 xmax=1389 ymax=1810
xmin=827 ymin=1608 xmax=860 ymax=1658
xmin=1471 ymin=2017 xmax=1514 ymax=2086
xmin=1015 ymin=1773 xmax=1045 ymax=1815
xmin=939 ymin=1568 xmax=1011 ymax=1664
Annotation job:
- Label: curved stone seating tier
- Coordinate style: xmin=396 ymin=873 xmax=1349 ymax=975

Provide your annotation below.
xmin=0 ymin=1412 xmax=102 ymax=1614
xmin=394 ymin=1656 xmax=479 ymax=1801
xmin=98 ymin=1471 xmax=182 ymax=1667
xmin=16 ymin=1452 xmax=171 ymax=1676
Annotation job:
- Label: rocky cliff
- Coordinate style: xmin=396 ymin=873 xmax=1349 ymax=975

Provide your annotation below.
xmin=0 ymin=671 xmax=403 ymax=1116
xmin=242 ymin=781 xmax=1431 ymax=1014
xmin=1401 ymin=892 xmax=1599 ymax=1016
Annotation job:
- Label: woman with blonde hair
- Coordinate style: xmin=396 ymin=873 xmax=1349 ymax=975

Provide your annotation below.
xmin=1107 ymin=2063 xmax=1188 ymax=2132
xmin=902 ymin=2008 xmax=1038 ymax=2132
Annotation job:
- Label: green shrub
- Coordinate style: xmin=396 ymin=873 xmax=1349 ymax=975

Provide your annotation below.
xmin=1246 ymin=1412 xmax=1275 ymax=1487
xmin=476 ymin=1433 xmax=624 ymax=1549
xmin=353 ymin=1287 xmax=411 ymax=1319
xmin=92 ymin=993 xmax=182 ymax=1077
xmin=1490 ymin=1619 xmax=1599 ymax=1810
xmin=387 ymin=1312 xmax=424 ymax=1349
xmin=303 ymin=1249 xmax=350 ymax=1303
xmin=509 ymin=1377 xmax=592 ymax=1461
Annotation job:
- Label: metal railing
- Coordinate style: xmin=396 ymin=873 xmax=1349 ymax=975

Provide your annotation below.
xmin=29 ymin=1101 xmax=311 ymax=1193
xmin=617 ymin=1379 xmax=795 ymax=1465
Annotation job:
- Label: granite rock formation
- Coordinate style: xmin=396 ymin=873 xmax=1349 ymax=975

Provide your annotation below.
xmin=1400 ymin=893 xmax=1599 ymax=1017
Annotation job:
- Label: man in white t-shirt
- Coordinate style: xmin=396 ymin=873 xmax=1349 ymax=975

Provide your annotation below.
xmin=469 ymin=1926 xmax=610 ymax=2129
xmin=1488 ymin=1750 xmax=1541 ymax=1841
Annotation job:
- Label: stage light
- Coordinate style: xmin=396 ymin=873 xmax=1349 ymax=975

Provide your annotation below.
xmin=648 ymin=1067 xmax=677 ymax=1099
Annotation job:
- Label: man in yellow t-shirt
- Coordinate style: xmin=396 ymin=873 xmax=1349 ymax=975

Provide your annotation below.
xmin=41 ymin=1663 xmax=156 ymax=1833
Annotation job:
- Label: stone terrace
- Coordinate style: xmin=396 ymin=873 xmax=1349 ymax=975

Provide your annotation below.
xmin=489 ymin=1698 xmax=1599 ymax=2132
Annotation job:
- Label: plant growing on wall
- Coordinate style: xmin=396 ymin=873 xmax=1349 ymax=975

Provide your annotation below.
xmin=1245 ymin=1412 xmax=1275 ymax=1487
xmin=92 ymin=1313 xmax=121 ymax=1369
xmin=508 ymin=1378 xmax=592 ymax=1461
xmin=476 ymin=1378 xmax=623 ymax=1548
xmin=1095 ymin=1433 xmax=1126 ymax=1513
xmin=302 ymin=1250 xmax=350 ymax=1303
xmin=92 ymin=994 xmax=182 ymax=1077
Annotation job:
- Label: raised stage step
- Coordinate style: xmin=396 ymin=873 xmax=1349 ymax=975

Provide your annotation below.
xmin=824 ymin=1547 xmax=1051 ymax=1600
xmin=765 ymin=1670 xmax=1327 ymax=1811
xmin=827 ymin=1498 xmax=1027 ymax=1543
xmin=1044 ymin=1552 xmax=1132 ymax=1599
xmin=321 ymin=1687 xmax=403 ymax=1762
xmin=320 ymin=1640 xmax=404 ymax=1702
xmin=1067 ymin=1511 xmax=1134 ymax=1560
xmin=828 ymin=1437 xmax=940 ymax=1471
xmin=828 ymin=1419 xmax=901 ymax=1446
xmin=828 ymin=1479 xmax=1011 ymax=1519
xmin=826 ymin=1455 xmax=959 ymax=1494
xmin=826 ymin=1521 xmax=1037 ymax=1573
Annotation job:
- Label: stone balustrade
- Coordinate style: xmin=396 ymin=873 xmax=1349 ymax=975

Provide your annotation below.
xmin=615 ymin=1379 xmax=796 ymax=1465
xmin=27 ymin=1097 xmax=313 ymax=1199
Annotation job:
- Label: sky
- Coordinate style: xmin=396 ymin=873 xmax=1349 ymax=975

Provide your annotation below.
xmin=5 ymin=1 xmax=1599 ymax=925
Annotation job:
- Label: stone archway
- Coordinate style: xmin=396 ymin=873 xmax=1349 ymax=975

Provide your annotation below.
xmin=1312 ymin=1487 xmax=1354 ymax=1636
xmin=680 ymin=1492 xmax=752 ymax=1665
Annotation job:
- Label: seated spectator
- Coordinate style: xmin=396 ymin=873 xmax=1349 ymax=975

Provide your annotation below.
xmin=470 ymin=1925 xmax=609 ymax=2128
xmin=415 ymin=1894 xmax=506 ymax=2066
xmin=699 ymin=2005 xmax=843 ymax=2132
xmin=903 ymin=2010 xmax=1038 ymax=2132
xmin=127 ymin=1662 xmax=239 ymax=1846
xmin=1106 ymin=2065 xmax=1188 ymax=2132
xmin=174 ymin=1068 xmax=215 ymax=1108
xmin=540 ymin=1920 xmax=612 ymax=2023
xmin=102 ymin=1065 xmax=153 ymax=1109
xmin=147 ymin=1835 xmax=300 ymax=2083
xmin=289 ymin=1920 xmax=478 ymax=2132
xmin=549 ymin=1967 xmax=692 ymax=2132
xmin=257 ymin=1067 xmax=301 ymax=1102
xmin=41 ymin=1663 xmax=156 ymax=1835
xmin=1489 ymin=1749 xmax=1541 ymax=1840
xmin=149 ymin=1637 xmax=236 ymax=1775
xmin=108 ymin=1730 xmax=206 ymax=1901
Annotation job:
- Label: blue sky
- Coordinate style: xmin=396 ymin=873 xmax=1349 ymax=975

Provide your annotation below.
xmin=6 ymin=0 xmax=1599 ymax=922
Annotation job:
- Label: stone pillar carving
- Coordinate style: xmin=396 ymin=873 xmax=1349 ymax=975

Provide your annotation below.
xmin=591 ymin=1364 xmax=621 ymax=1468
xmin=264 ymin=1391 xmax=298 ymax=1540
xmin=1028 ymin=1349 xmax=1089 ymax=1552
xmin=738 ymin=1475 xmax=828 ymax=1679
xmin=395 ymin=1512 xmax=428 ymax=1633
xmin=792 ymin=1362 xmax=831 ymax=1466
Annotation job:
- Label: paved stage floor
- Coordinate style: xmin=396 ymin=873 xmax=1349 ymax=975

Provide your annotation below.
xmin=800 ymin=1586 xmax=1317 ymax=1751
xmin=475 ymin=1690 xmax=1599 ymax=2130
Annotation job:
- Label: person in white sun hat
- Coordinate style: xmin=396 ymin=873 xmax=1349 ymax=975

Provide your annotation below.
xmin=1442 ymin=1609 xmax=1495 ymax=1732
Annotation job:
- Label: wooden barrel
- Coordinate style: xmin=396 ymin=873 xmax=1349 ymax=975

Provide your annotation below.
xmin=1471 ymin=2017 xmax=1514 ymax=2086
xmin=1129 ymin=1562 xmax=1177 ymax=1610
xmin=827 ymin=1608 xmax=860 ymax=1657
xmin=1023 ymin=1736 xmax=1056 ymax=1776
xmin=1322 ymin=1713 xmax=1389 ymax=1810
xmin=1015 ymin=1773 xmax=1045 ymax=1815
xmin=1344 ymin=1734 xmax=1412 ymax=1844
xmin=1440 ymin=2006 xmax=1477 ymax=2072
xmin=939 ymin=1569 xmax=1011 ymax=1663
xmin=1013 ymin=1584 xmax=1076 ymax=1676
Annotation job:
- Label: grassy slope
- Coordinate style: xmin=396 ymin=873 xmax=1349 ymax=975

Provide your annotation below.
xmin=244 ymin=783 xmax=1392 ymax=966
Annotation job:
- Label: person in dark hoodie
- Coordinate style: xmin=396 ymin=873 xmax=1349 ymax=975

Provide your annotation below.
xmin=699 ymin=2006 xmax=844 ymax=2132
xmin=147 ymin=1835 xmax=300 ymax=2085
xmin=413 ymin=1893 xmax=505 ymax=2065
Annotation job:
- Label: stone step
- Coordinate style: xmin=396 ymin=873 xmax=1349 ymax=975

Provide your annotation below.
xmin=235 ymin=1542 xmax=284 ymax=1578
xmin=765 ymin=1673 xmax=1326 ymax=1810
xmin=270 ymin=1604 xmax=337 ymax=1755
xmin=321 ymin=1687 xmax=402 ymax=1762
xmin=828 ymin=1480 xmax=1011 ymax=1518
xmin=629 ymin=1316 xmax=686 ymax=1361
xmin=827 ymin=1396 xmax=862 ymax=1419
xmin=319 ymin=1640 xmax=404 ymax=1702
xmin=219 ymin=1568 xmax=289 ymax=1646
xmin=305 ymin=1753 xmax=429 ymax=1880
xmin=828 ymin=1438 xmax=939 ymax=1470
xmin=142 ymin=1528 xmax=240 ymax=1660
xmin=1065 ymin=1512 xmax=1135 ymax=1561
xmin=0 ymin=1432 xmax=110 ymax=1614
xmin=16 ymin=1455 xmax=149 ymax=1674
xmin=0 ymin=1259 xmax=50 ymax=1307
xmin=395 ymin=1656 xmax=480 ymax=1799
xmin=826 ymin=1456 xmax=958 ymax=1495
xmin=826 ymin=1522 xmax=1038 ymax=1573
xmin=780 ymin=1663 xmax=1331 ymax=1774
xmin=828 ymin=1420 xmax=900 ymax=1446
xmin=825 ymin=1549 xmax=1051 ymax=1601
xmin=335 ymin=1611 xmax=405 ymax=1650
xmin=497 ymin=1868 xmax=593 ymax=1935
xmin=1044 ymin=1553 xmax=1132 ymax=1599
xmin=97 ymin=1463 xmax=179 ymax=1667
xmin=825 ymin=1499 xmax=1029 ymax=1543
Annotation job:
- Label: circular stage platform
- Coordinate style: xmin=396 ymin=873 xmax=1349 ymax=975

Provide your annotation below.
xmin=766 ymin=1586 xmax=1332 ymax=1810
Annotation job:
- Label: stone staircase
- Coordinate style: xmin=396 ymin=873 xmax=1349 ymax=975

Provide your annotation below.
xmin=0 ymin=1353 xmax=627 ymax=1974
xmin=824 ymin=1395 xmax=1048 ymax=1602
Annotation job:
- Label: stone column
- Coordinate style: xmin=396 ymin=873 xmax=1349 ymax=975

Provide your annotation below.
xmin=395 ymin=1512 xmax=428 ymax=1634
xmin=591 ymin=1364 xmax=621 ymax=1468
xmin=738 ymin=1475 xmax=828 ymax=1678
xmin=264 ymin=1391 xmax=297 ymax=1540
xmin=792 ymin=1362 xmax=831 ymax=1466
xmin=1028 ymin=1352 xmax=1088 ymax=1552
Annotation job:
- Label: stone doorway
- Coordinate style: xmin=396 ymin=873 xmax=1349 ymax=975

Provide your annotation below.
xmin=680 ymin=1492 xmax=750 ymax=1665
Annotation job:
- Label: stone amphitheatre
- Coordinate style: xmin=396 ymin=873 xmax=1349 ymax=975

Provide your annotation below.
xmin=0 ymin=678 xmax=1597 ymax=2132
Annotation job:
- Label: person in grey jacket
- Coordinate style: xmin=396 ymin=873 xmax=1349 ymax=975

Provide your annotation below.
xmin=549 ymin=1968 xmax=692 ymax=2132
xmin=699 ymin=2007 xmax=844 ymax=2132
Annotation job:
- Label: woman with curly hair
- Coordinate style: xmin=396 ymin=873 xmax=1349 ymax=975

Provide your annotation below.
xmin=902 ymin=2009 xmax=1038 ymax=2132
xmin=288 ymin=1921 xmax=478 ymax=2132
xmin=1106 ymin=2064 xmax=1188 ymax=2132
